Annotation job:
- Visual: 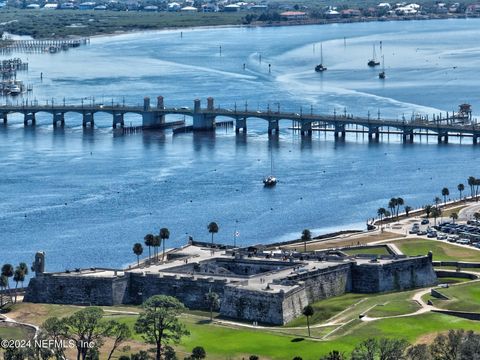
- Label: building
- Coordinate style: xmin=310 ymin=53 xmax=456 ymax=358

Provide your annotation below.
xmin=280 ymin=11 xmax=307 ymax=20
xmin=180 ymin=5 xmax=197 ymax=11
xmin=25 ymin=244 xmax=437 ymax=325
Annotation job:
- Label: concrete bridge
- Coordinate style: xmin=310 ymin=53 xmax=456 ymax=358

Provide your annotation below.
xmin=2 ymin=96 xmax=480 ymax=144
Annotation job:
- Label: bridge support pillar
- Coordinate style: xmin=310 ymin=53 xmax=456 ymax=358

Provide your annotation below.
xmin=23 ymin=112 xmax=36 ymax=126
xmin=268 ymin=119 xmax=279 ymax=135
xmin=192 ymin=98 xmax=216 ymax=131
xmin=0 ymin=112 xmax=7 ymax=124
xmin=368 ymin=127 xmax=379 ymax=141
xmin=474 ymin=136 xmax=479 ymax=145
xmin=113 ymin=113 xmax=124 ymax=129
xmin=82 ymin=112 xmax=94 ymax=128
xmin=53 ymin=112 xmax=65 ymax=127
xmin=334 ymin=124 xmax=345 ymax=138
xmin=235 ymin=117 xmax=247 ymax=133
xmin=300 ymin=121 xmax=312 ymax=136
xmin=142 ymin=96 xmax=166 ymax=129
xmin=402 ymin=129 xmax=414 ymax=143
xmin=438 ymin=133 xmax=448 ymax=143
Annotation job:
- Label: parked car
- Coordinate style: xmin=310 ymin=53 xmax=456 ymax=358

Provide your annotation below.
xmin=421 ymin=219 xmax=430 ymax=225
xmin=427 ymin=231 xmax=437 ymax=238
xmin=437 ymin=234 xmax=447 ymax=240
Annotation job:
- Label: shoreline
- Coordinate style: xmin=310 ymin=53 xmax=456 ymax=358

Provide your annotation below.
xmin=88 ymin=13 xmax=473 ymax=41
xmin=3 ymin=11 xmax=477 ymax=41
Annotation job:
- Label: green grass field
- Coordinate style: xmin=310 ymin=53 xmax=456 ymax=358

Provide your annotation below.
xmin=342 ymin=246 xmax=391 ymax=256
xmin=424 ymin=281 xmax=480 ymax=312
xmin=366 ymin=300 xmax=421 ymax=318
xmin=395 ymin=238 xmax=480 ymax=262
xmin=0 ymin=324 xmax=33 ymax=340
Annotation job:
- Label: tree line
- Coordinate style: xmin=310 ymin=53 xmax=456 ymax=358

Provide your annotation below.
xmin=132 ymin=222 xmax=220 ymax=266
xmin=0 ymin=262 xmax=28 ymax=307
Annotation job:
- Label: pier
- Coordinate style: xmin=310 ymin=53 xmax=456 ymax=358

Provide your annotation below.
xmin=1 ymin=96 xmax=480 ymax=144
xmin=0 ymin=38 xmax=89 ymax=54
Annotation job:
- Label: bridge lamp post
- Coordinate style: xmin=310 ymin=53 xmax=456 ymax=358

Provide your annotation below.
xmin=51 ymin=98 xmax=54 ymax=108
xmin=245 ymin=101 xmax=248 ymax=112
xmin=310 ymin=105 xmax=313 ymax=116
xmin=300 ymin=106 xmax=303 ymax=117
xmin=81 ymin=98 xmax=84 ymax=108
xmin=63 ymin=97 xmax=65 ymax=107
xmin=234 ymin=102 xmax=237 ymax=113
xmin=367 ymin=111 xmax=370 ymax=120
xmin=267 ymin=103 xmax=270 ymax=113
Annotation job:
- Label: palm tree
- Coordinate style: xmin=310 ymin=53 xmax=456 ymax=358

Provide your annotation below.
xmin=205 ymin=289 xmax=220 ymax=321
xmin=12 ymin=267 xmax=25 ymax=303
xmin=208 ymin=222 xmax=219 ymax=247
xmin=159 ymin=228 xmax=170 ymax=261
xmin=0 ymin=275 xmax=7 ymax=307
xmin=377 ymin=208 xmax=387 ymax=229
xmin=395 ymin=197 xmax=404 ymax=220
xmin=1 ymin=264 xmax=14 ymax=303
xmin=301 ymin=229 xmax=311 ymax=252
xmin=152 ymin=235 xmax=161 ymax=262
xmin=424 ymin=204 xmax=432 ymax=218
xmin=144 ymin=234 xmax=154 ymax=262
xmin=302 ymin=305 xmax=314 ymax=337
xmin=18 ymin=262 xmax=28 ymax=288
xmin=431 ymin=207 xmax=442 ymax=226
xmin=458 ymin=183 xmax=465 ymax=200
xmin=450 ymin=212 xmax=458 ymax=224
xmin=475 ymin=179 xmax=480 ymax=201
xmin=434 ymin=197 xmax=442 ymax=208
xmin=441 ymin=187 xmax=449 ymax=205
xmin=388 ymin=198 xmax=397 ymax=218
xmin=468 ymin=176 xmax=476 ymax=198
xmin=404 ymin=206 xmax=412 ymax=217
xmin=133 ymin=243 xmax=143 ymax=267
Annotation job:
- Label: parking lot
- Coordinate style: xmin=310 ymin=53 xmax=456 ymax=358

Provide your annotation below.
xmin=408 ymin=220 xmax=480 ymax=249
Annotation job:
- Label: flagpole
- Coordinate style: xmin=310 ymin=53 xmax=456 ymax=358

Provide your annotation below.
xmin=233 ymin=219 xmax=238 ymax=248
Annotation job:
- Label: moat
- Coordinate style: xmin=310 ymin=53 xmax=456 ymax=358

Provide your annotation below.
xmin=2 ymin=19 xmax=480 ymax=271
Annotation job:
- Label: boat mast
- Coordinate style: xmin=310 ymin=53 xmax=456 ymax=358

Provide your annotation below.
xmin=320 ymin=43 xmax=324 ymax=65
xmin=373 ymin=44 xmax=377 ymax=61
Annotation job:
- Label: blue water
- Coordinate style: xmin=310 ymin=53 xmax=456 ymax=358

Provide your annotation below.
xmin=1 ymin=19 xmax=480 ymax=272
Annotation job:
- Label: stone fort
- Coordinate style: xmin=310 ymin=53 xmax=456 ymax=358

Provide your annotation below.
xmin=25 ymin=244 xmax=437 ymax=325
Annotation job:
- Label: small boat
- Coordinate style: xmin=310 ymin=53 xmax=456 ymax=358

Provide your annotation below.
xmin=48 ymin=46 xmax=58 ymax=54
xmin=9 ymin=84 xmax=21 ymax=96
xmin=368 ymin=44 xmax=380 ymax=67
xmin=378 ymin=55 xmax=386 ymax=79
xmin=263 ymin=175 xmax=277 ymax=187
xmin=263 ymin=144 xmax=277 ymax=187
xmin=314 ymin=43 xmax=327 ymax=73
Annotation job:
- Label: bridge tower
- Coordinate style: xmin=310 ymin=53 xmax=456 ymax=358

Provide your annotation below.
xmin=334 ymin=124 xmax=345 ymax=138
xmin=192 ymin=97 xmax=216 ymax=131
xmin=368 ymin=127 xmax=380 ymax=141
xmin=437 ymin=132 xmax=448 ymax=143
xmin=142 ymin=96 xmax=166 ymax=129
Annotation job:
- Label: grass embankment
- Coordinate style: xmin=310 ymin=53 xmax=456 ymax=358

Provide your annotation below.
xmin=395 ymin=238 xmax=480 ymax=262
xmin=0 ymin=324 xmax=33 ymax=340
xmin=366 ymin=300 xmax=421 ymax=318
xmin=0 ymin=9 xmax=248 ymax=38
xmin=423 ymin=281 xmax=480 ymax=312
xmin=286 ymin=231 xmax=401 ymax=252
xmin=342 ymin=246 xmax=391 ymax=256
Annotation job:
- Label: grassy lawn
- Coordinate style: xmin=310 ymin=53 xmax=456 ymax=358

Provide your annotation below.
xmin=342 ymin=246 xmax=391 ymax=256
xmin=177 ymin=313 xmax=480 ymax=359
xmin=424 ymin=282 xmax=480 ymax=312
xmin=285 ymin=232 xmax=402 ymax=252
xmin=436 ymin=276 xmax=471 ymax=284
xmin=395 ymin=238 xmax=480 ymax=262
xmin=8 ymin=301 xmax=480 ymax=359
xmin=366 ymin=300 xmax=420 ymax=318
xmin=0 ymin=323 xmax=33 ymax=340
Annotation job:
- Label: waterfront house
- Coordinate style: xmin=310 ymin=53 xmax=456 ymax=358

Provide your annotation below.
xmin=43 ymin=3 xmax=58 ymax=9
xmin=224 ymin=3 xmax=239 ymax=11
xmin=280 ymin=11 xmax=307 ymax=20
xmin=180 ymin=5 xmax=197 ymax=11
xmin=78 ymin=1 xmax=96 ymax=9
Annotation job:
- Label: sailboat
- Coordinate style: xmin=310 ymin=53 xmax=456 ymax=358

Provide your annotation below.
xmin=378 ymin=55 xmax=386 ymax=79
xmin=263 ymin=145 xmax=277 ymax=187
xmin=314 ymin=43 xmax=327 ymax=72
xmin=367 ymin=44 xmax=380 ymax=67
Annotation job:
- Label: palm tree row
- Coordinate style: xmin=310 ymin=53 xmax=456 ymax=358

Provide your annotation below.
xmin=0 ymin=262 xmax=28 ymax=306
xmin=140 ymin=228 xmax=171 ymax=265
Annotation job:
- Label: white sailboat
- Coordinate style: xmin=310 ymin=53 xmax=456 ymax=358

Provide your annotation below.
xmin=263 ymin=145 xmax=277 ymax=187
xmin=314 ymin=43 xmax=327 ymax=72
xmin=368 ymin=44 xmax=380 ymax=67
xmin=379 ymin=55 xmax=386 ymax=79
